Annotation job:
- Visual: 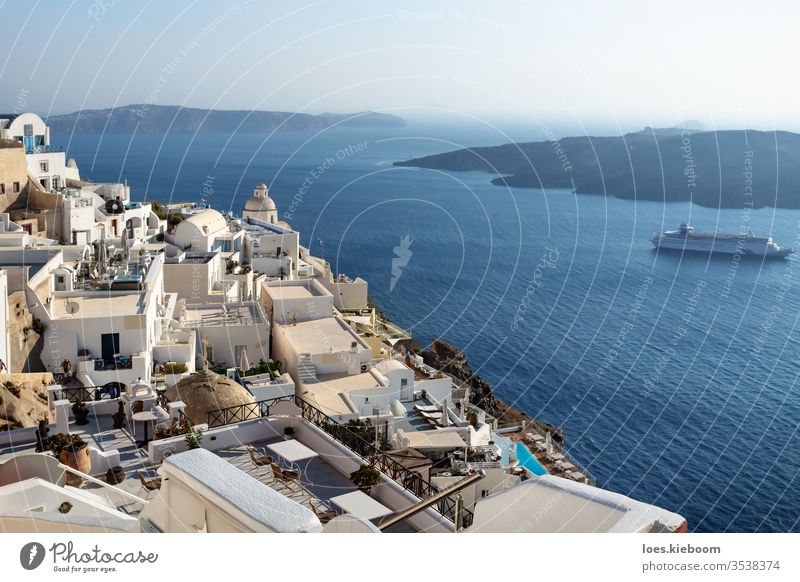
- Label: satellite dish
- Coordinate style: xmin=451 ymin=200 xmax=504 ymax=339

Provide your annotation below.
xmin=66 ymin=301 xmax=80 ymax=315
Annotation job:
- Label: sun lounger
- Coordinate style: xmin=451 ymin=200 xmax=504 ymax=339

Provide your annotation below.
xmin=414 ymin=404 xmax=440 ymax=413
xmin=420 ymin=411 xmax=443 ymax=420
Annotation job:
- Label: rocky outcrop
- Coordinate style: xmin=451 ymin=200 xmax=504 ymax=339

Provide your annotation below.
xmin=420 ymin=338 xmax=497 ymax=412
xmin=0 ymin=372 xmax=53 ymax=430
xmin=7 ymin=291 xmax=46 ymax=373
xmin=419 ymin=337 xmax=563 ymax=440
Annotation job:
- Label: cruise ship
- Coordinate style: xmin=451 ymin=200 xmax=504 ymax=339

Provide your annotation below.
xmin=651 ymin=224 xmax=793 ymax=258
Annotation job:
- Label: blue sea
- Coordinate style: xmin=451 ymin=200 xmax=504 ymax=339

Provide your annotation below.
xmin=64 ymin=123 xmax=800 ymax=532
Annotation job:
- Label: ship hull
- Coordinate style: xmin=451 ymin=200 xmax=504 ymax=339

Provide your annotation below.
xmin=651 ymin=237 xmax=792 ymax=258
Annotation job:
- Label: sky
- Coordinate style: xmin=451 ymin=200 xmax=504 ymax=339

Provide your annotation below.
xmin=0 ymin=0 xmax=798 ymax=133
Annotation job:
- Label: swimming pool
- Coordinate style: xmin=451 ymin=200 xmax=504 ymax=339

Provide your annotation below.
xmin=516 ymin=442 xmax=548 ymax=476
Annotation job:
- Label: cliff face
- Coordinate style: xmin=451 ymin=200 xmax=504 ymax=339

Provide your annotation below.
xmin=419 ymin=337 xmax=562 ymax=440
xmin=0 ymin=373 xmax=52 ymax=430
xmin=7 ymin=291 xmax=46 ymax=373
xmin=420 ymin=338 xmax=497 ymax=412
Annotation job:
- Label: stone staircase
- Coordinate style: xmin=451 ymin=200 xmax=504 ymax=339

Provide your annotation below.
xmin=296 ymin=353 xmax=317 ymax=384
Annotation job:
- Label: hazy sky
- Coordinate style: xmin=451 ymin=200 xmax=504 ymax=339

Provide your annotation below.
xmin=1 ymin=0 xmax=798 ymax=132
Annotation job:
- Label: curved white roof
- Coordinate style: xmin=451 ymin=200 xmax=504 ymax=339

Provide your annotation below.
xmin=164 ymin=449 xmax=321 ymax=533
xmin=180 ymin=208 xmax=227 ymax=235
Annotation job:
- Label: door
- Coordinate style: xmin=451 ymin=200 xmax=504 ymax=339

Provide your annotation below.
xmin=101 ymin=333 xmax=120 ymax=362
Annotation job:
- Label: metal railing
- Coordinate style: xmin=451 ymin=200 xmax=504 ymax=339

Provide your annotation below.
xmin=207 ymin=395 xmax=295 ymax=428
xmin=61 ymin=385 xmax=118 ymax=404
xmin=206 ymin=395 xmax=474 ymax=528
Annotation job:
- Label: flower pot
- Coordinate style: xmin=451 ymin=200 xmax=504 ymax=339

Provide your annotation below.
xmin=59 ymin=443 xmax=91 ymax=485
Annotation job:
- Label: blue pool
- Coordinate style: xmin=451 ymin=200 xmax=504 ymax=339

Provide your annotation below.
xmin=516 ymin=442 xmax=548 ymax=476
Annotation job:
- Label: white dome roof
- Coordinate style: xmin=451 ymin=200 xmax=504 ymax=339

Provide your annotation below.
xmin=244 ymin=183 xmax=277 ymax=213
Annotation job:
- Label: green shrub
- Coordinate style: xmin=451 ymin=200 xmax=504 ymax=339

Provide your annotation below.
xmin=41 ymin=433 xmax=86 ymax=456
xmin=163 ymin=362 xmax=188 ymax=374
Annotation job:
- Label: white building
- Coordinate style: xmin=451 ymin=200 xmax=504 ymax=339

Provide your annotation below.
xmin=0 ymin=112 xmax=78 ymax=191
xmin=170 ymin=208 xmax=243 ymax=255
xmin=0 ymin=247 xmax=194 ymax=388
xmin=179 ymin=301 xmax=270 ymax=371
xmin=261 ymin=279 xmax=333 ymax=325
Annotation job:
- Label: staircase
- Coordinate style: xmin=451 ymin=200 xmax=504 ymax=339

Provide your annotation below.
xmin=296 ymin=353 xmax=317 ymax=384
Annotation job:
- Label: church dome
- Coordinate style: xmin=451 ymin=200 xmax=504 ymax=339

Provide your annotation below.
xmin=165 ymin=369 xmax=256 ymax=425
xmin=244 ymin=183 xmax=277 ymax=212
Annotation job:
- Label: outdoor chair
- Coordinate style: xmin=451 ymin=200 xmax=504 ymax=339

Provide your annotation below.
xmin=138 ymin=471 xmax=162 ymax=492
xmin=270 ymin=463 xmax=299 ymax=487
xmin=311 ymin=501 xmax=338 ymax=524
xmin=247 ymin=447 xmax=274 ymax=467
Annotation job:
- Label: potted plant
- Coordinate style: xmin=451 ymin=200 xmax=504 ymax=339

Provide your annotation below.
xmin=34 ymin=415 xmax=50 ymax=452
xmin=46 ymin=434 xmax=91 ymax=484
xmin=184 ymin=424 xmax=203 ymax=450
xmin=283 ymin=426 xmax=295 ymax=440
xmin=349 ymin=464 xmax=381 ymax=495
xmin=72 ymin=401 xmax=90 ymax=425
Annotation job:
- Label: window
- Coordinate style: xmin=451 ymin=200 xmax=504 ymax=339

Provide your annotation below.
xmin=401 ymin=378 xmax=408 ymax=388
xmin=23 ymin=124 xmax=33 ymax=137
xmin=12 ymin=182 xmax=20 ymax=193
xmin=56 ymin=276 xmax=64 ymax=284
xmin=40 ymin=161 xmax=48 ymax=173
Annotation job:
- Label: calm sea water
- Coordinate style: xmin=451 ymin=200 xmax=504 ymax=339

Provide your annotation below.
xmin=64 ymin=124 xmax=800 ymax=532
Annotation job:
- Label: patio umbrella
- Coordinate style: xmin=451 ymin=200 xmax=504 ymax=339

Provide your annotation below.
xmin=96 ymin=236 xmax=107 ymax=278
xmin=239 ymin=347 xmax=250 ymax=372
xmin=120 ymin=231 xmax=130 ymax=260
xmin=242 ymin=234 xmax=253 ymax=265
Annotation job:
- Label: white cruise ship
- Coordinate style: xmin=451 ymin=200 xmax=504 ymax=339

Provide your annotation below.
xmin=651 ymin=224 xmax=792 ymax=258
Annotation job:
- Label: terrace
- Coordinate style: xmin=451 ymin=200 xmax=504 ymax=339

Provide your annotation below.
xmin=0 ymin=392 xmax=466 ymax=532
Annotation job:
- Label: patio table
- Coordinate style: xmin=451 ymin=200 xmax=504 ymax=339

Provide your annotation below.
xmin=330 ymin=491 xmax=393 ymax=521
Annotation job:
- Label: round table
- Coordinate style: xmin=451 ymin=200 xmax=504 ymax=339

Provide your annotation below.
xmin=132 ymin=411 xmax=158 ymax=448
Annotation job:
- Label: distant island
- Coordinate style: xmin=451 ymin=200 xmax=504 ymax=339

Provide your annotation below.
xmin=394 ymin=128 xmax=800 ymax=209
xmin=46 ymin=104 xmax=405 ymax=134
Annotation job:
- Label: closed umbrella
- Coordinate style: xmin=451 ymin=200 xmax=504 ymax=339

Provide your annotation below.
xmin=96 ymin=236 xmax=107 ymax=278
xmin=239 ymin=347 xmax=250 ymax=372
xmin=120 ymin=231 xmax=130 ymax=260
xmin=242 ymin=234 xmax=253 ymax=265
xmin=545 ymin=431 xmax=553 ymax=454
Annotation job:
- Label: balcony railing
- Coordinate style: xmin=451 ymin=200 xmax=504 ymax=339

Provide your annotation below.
xmin=206 ymin=395 xmax=473 ymax=529
xmin=60 ymin=385 xmax=120 ymax=404
xmin=26 ymin=144 xmax=63 ymax=154
xmin=93 ymin=356 xmax=134 ymax=372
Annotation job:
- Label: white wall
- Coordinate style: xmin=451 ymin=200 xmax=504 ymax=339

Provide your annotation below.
xmin=0 ymin=270 xmax=9 ymax=371
xmin=261 ymin=279 xmax=334 ymax=325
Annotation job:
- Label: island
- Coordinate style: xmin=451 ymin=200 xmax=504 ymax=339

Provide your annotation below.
xmin=394 ymin=128 xmax=800 ymax=209
xmin=46 ymin=104 xmax=405 ymax=135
